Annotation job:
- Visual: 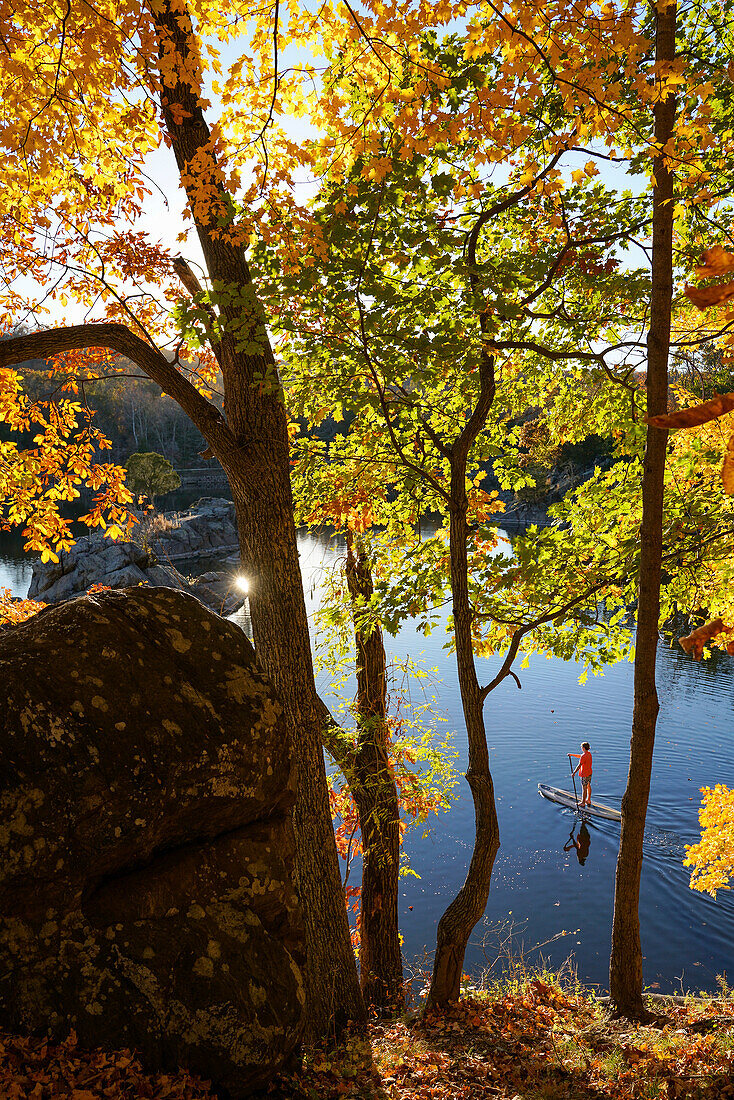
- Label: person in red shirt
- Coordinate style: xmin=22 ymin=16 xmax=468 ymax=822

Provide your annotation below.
xmin=570 ymin=742 xmax=593 ymax=808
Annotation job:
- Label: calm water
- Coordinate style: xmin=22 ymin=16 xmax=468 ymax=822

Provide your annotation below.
xmin=3 ymin=526 xmax=732 ymax=995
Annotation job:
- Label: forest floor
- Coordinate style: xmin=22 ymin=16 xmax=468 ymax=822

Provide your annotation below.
xmin=2 ymin=979 xmax=733 ymax=1099
xmin=280 ymin=980 xmax=734 ymax=1100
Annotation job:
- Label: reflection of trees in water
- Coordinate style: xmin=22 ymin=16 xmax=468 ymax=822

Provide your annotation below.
xmin=0 ymin=530 xmax=32 ymax=564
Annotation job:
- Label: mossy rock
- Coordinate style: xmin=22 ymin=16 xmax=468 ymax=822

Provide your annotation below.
xmin=0 ymin=587 xmax=304 ymax=1096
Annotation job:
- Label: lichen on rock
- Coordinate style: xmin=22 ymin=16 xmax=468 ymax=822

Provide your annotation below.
xmin=0 ymin=587 xmax=304 ymax=1097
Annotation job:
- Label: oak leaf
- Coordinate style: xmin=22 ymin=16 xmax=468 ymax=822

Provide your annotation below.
xmin=679 ymin=617 xmax=728 ymax=660
xmin=685 ymin=282 xmax=734 ymax=309
xmin=694 ymin=244 xmax=734 ymax=279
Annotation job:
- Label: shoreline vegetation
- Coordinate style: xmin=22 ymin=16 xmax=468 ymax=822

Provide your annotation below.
xmin=4 ymin=975 xmax=733 ymax=1100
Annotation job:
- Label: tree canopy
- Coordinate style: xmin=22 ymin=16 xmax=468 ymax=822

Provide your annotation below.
xmin=2 ymin=0 xmax=734 ymax=1027
xmin=125 ymin=451 xmax=181 ymax=504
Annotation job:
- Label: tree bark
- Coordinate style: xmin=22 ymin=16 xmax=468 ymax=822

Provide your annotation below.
xmin=426 ymin=337 xmax=500 ymax=1007
xmin=345 ymin=534 xmax=404 ymax=1010
xmin=609 ymin=0 xmax=677 ymax=1019
xmin=148 ymin=0 xmax=366 ymax=1038
xmin=426 ymin=466 xmax=500 ymax=1006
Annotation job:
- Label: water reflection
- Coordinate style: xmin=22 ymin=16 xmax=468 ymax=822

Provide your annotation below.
xmin=564 ymin=822 xmax=591 ymax=866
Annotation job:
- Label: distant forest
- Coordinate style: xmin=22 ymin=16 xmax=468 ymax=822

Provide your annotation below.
xmin=15 ymin=359 xmax=209 ymax=468
xmin=6 ymin=340 xmax=730 ymax=505
xmin=1 ymin=337 xmax=356 ymax=473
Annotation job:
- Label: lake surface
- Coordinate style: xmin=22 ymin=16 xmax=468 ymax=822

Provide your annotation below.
xmin=3 ymin=524 xmax=732 ymax=996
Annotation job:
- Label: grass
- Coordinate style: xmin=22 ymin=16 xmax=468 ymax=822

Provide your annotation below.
xmin=273 ymin=974 xmax=734 ymax=1100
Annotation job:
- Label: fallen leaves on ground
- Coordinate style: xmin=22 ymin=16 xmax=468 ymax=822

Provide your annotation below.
xmin=272 ymin=982 xmax=734 ymax=1100
xmin=0 ymin=1029 xmax=213 ymax=1099
xmin=3 ymin=985 xmax=734 ymax=1100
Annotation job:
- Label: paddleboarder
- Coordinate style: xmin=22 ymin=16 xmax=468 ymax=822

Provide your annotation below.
xmin=569 ymin=742 xmax=592 ymax=808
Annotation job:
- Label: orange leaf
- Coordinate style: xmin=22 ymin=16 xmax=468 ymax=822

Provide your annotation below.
xmin=694 ymin=244 xmax=734 ymax=279
xmin=722 ymin=429 xmax=734 ymax=495
xmin=646 ymin=392 xmax=734 ymax=429
xmin=679 ymin=618 xmax=729 ymax=660
xmin=685 ymin=281 xmax=734 ymax=310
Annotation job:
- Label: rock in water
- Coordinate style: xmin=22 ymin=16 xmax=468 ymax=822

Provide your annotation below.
xmin=27 ymin=498 xmax=243 ymax=615
xmin=0 ymin=588 xmax=304 ymax=1096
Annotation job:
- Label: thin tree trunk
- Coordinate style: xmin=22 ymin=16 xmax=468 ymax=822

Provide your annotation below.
xmin=148 ymin=0 xmax=366 ymax=1038
xmin=426 ymin=472 xmax=500 ymax=1006
xmin=422 ymin=233 xmax=500 ymax=1007
xmin=609 ymin=0 xmax=677 ymax=1019
xmin=345 ymin=534 xmax=404 ymax=1010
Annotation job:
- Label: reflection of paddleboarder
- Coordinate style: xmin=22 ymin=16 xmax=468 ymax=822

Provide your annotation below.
xmin=564 ymin=822 xmax=591 ymax=866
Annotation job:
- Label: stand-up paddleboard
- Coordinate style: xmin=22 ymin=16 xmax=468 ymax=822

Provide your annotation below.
xmin=538 ymin=783 xmax=622 ymax=821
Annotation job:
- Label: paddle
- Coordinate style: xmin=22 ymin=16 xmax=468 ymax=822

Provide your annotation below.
xmin=568 ymin=753 xmax=581 ymax=812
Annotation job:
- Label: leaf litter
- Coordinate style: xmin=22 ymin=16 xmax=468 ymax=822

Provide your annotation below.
xmin=273 ymin=981 xmax=734 ymax=1100
xmin=0 ymin=1029 xmax=212 ymax=1099
xmin=3 ymin=983 xmax=734 ymax=1099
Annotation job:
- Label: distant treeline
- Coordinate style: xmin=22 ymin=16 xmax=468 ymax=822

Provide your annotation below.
xmin=0 ymin=349 xmax=207 ymax=468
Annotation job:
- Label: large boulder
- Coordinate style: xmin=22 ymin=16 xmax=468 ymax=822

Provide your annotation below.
xmin=0 ymin=588 xmax=304 ymax=1096
xmin=27 ymin=535 xmax=149 ymax=600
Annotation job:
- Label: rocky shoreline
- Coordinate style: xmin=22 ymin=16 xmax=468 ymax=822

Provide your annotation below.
xmin=28 ymin=498 xmax=245 ymax=616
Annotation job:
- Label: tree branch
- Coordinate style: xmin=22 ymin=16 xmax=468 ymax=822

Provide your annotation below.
xmin=0 ymin=323 xmax=238 ymax=462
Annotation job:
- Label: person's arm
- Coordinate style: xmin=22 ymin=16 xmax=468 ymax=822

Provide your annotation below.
xmin=569 ymin=753 xmax=581 ymax=776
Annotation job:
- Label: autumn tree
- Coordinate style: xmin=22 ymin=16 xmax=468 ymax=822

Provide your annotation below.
xmin=260 ymin=36 xmax=675 ymax=1000
xmin=632 ymin=263 xmax=734 ymax=910
xmin=0 ymin=0 xmax=367 ymax=1036
xmin=2 ymin=0 xmax=732 ymax=1024
xmin=608 ymin=0 xmax=678 ymax=1020
xmin=262 ymin=0 xmax=734 ymax=1005
xmin=606 ymin=0 xmax=734 ymax=1016
xmin=0 ymin=0 xmax=646 ymax=1022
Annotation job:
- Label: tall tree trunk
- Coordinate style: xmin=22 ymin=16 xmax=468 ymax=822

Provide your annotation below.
xmin=345 ymin=534 xmax=404 ymax=1010
xmin=423 ymin=232 xmax=500 ymax=1007
xmin=149 ymin=0 xmax=365 ymax=1037
xmin=609 ymin=0 xmax=677 ymax=1019
xmin=426 ymin=468 xmax=500 ymax=1006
